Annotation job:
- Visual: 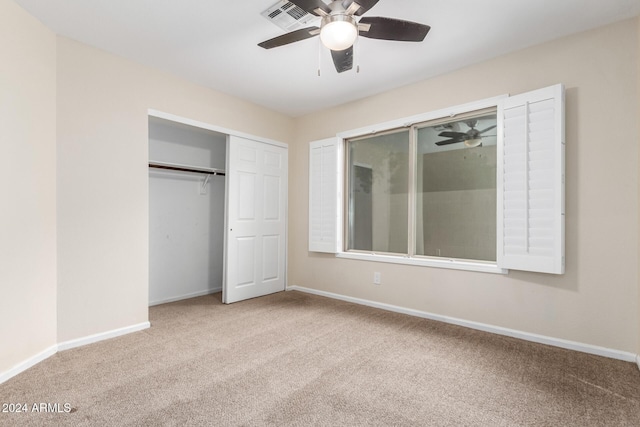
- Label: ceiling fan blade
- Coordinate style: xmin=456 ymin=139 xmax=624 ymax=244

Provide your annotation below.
xmin=435 ymin=138 xmax=463 ymax=146
xmin=331 ymin=46 xmax=354 ymax=73
xmin=438 ymin=131 xmax=467 ymax=138
xmin=342 ymin=0 xmax=380 ymax=16
xmin=288 ymin=0 xmax=331 ymax=16
xmin=359 ymin=17 xmax=430 ymax=42
xmin=258 ymin=27 xmax=319 ymax=49
xmin=479 ymin=125 xmax=497 ymax=134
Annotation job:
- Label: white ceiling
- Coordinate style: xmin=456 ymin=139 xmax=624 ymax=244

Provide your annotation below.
xmin=15 ymin=0 xmax=640 ymax=117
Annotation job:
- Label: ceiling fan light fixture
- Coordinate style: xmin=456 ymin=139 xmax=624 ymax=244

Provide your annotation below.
xmin=320 ymin=14 xmax=358 ymax=51
xmin=464 ymin=138 xmax=483 ymax=148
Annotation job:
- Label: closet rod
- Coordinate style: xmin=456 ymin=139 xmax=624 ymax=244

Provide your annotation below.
xmin=148 ymin=161 xmax=225 ymax=176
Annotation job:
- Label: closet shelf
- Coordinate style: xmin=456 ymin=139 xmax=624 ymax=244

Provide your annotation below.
xmin=148 ymin=161 xmax=225 ymax=176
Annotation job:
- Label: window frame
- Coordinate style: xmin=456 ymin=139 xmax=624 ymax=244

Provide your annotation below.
xmin=309 ymin=84 xmax=565 ymax=275
xmin=336 ymin=95 xmax=509 ymax=274
xmin=344 ymin=126 xmax=412 ymax=257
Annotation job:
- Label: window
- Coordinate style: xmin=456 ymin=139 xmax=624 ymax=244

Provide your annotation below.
xmin=415 ymin=111 xmax=497 ymax=261
xmin=309 ymin=85 xmax=565 ymax=275
xmin=347 ymin=129 xmax=410 ymax=254
xmin=344 ymin=109 xmax=498 ymax=261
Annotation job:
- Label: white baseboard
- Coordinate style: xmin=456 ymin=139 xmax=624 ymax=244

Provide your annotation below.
xmin=57 ymin=322 xmax=150 ymax=352
xmin=0 ymin=344 xmax=57 ymax=385
xmin=1 ymin=321 xmax=152 ymax=385
xmin=149 ymin=287 xmax=222 ymax=307
xmin=288 ymin=286 xmax=638 ymax=363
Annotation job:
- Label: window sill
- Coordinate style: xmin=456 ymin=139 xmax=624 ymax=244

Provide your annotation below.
xmin=336 ymin=252 xmax=508 ymax=274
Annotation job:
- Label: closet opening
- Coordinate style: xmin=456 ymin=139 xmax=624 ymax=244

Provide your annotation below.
xmin=148 ymin=116 xmax=227 ymax=306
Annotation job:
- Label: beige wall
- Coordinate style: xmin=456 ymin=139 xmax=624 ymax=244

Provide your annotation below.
xmin=56 ymin=37 xmax=294 ymax=342
xmin=0 ymin=0 xmax=57 ymax=373
xmin=638 ymin=17 xmax=640 ymax=358
xmin=291 ymin=19 xmax=640 ymax=353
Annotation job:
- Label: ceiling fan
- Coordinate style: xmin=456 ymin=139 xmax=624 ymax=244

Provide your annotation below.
xmin=435 ymin=120 xmax=497 ymax=147
xmin=258 ymin=0 xmax=431 ymax=73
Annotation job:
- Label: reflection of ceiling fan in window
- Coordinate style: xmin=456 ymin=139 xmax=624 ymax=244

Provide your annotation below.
xmin=435 ymin=120 xmax=497 ymax=148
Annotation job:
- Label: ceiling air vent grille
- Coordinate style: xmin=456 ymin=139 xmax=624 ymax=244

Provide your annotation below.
xmin=286 ymin=5 xmax=307 ymax=20
xmin=261 ymin=0 xmax=317 ymax=31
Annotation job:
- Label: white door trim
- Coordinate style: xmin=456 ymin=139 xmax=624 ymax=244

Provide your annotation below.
xmin=148 ymin=110 xmax=288 ymax=149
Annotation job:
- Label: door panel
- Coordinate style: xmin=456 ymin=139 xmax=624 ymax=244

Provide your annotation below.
xmin=238 ymin=172 xmax=256 ymax=220
xmin=236 ymin=237 xmax=256 ymax=286
xmin=263 ymin=175 xmax=281 ymax=220
xmin=262 ymin=235 xmax=280 ymax=281
xmin=224 ymin=136 xmax=287 ymax=303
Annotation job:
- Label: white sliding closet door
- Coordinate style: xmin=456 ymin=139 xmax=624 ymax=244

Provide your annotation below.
xmin=224 ymin=136 xmax=287 ymax=304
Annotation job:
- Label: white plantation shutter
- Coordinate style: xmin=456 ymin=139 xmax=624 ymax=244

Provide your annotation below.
xmin=497 ymin=84 xmax=565 ymax=274
xmin=309 ymin=138 xmax=341 ymax=253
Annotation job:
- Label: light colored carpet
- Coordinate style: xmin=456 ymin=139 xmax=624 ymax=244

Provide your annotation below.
xmin=1 ymin=290 xmax=639 ymax=426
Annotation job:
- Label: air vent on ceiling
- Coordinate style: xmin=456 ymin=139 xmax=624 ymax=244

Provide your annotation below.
xmin=261 ymin=0 xmax=317 ymax=31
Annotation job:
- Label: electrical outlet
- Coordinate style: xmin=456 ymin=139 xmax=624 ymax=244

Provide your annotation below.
xmin=373 ymin=272 xmax=381 ymax=285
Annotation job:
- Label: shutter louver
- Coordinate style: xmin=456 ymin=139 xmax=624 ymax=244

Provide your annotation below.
xmin=498 ymin=84 xmax=565 ymax=274
xmin=309 ymin=138 xmax=340 ymax=253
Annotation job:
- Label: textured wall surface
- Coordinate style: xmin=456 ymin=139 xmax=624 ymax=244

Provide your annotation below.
xmin=291 ymin=19 xmax=639 ymax=353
